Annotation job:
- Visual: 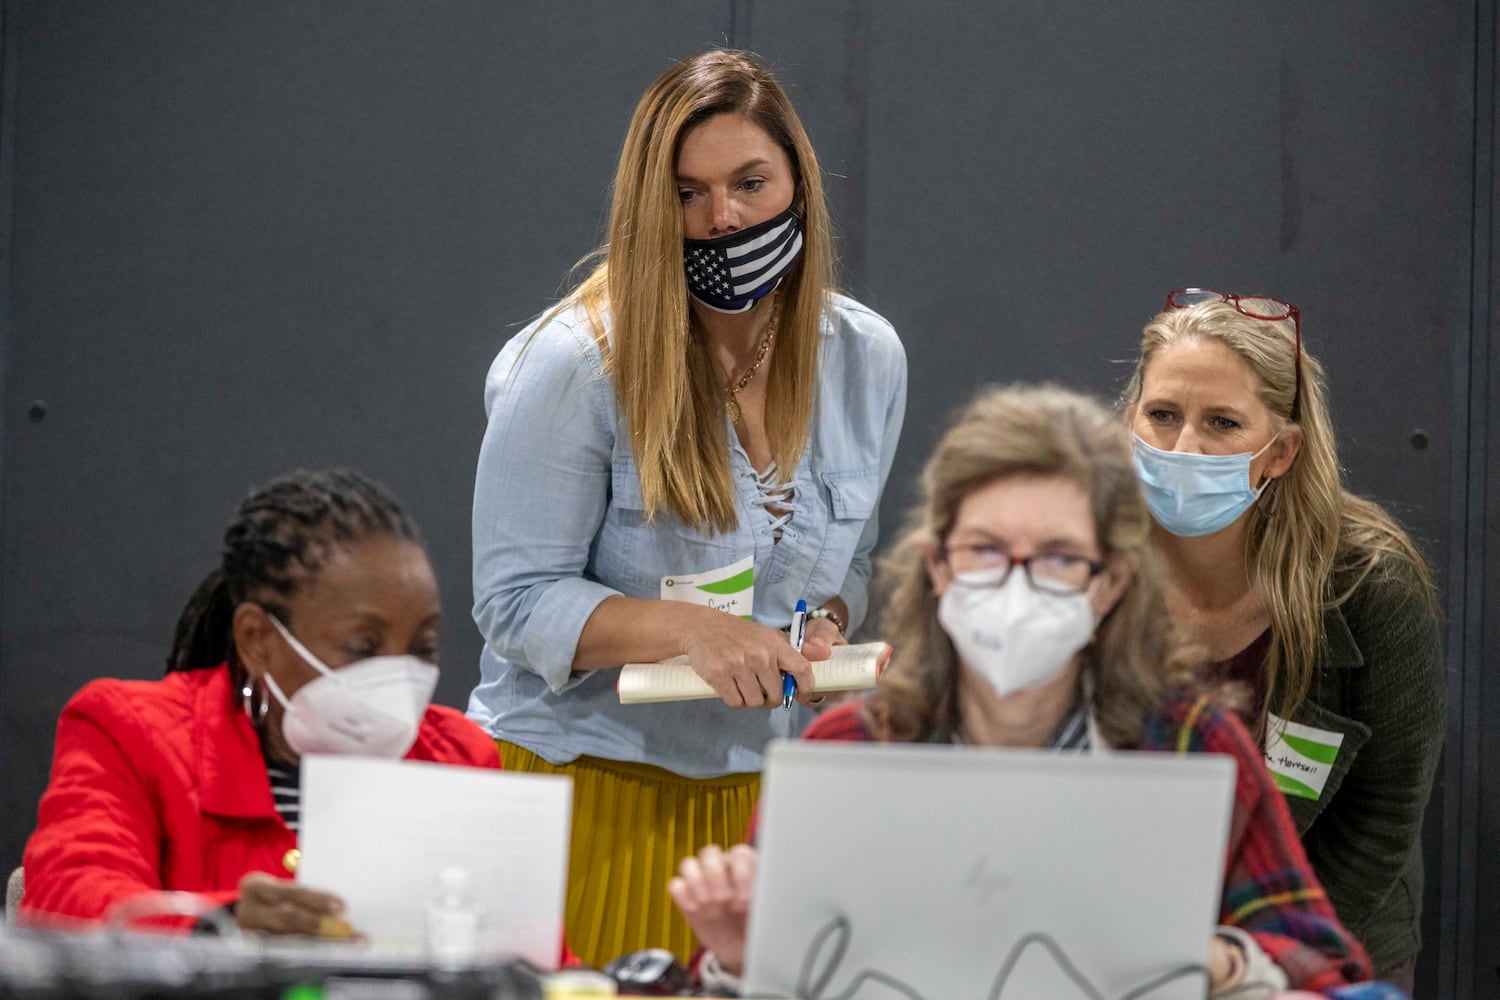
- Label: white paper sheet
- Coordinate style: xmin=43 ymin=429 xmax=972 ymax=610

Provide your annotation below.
xmin=298 ymin=756 xmax=572 ymax=967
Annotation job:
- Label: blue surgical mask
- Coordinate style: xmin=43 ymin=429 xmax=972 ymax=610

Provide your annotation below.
xmin=683 ymin=203 xmax=804 ymax=314
xmin=1131 ymin=435 xmax=1280 ymax=537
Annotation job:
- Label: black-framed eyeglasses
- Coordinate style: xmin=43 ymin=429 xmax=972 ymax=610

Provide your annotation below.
xmin=1164 ymin=288 xmax=1302 ymax=421
xmin=939 ymin=544 xmax=1104 ymax=596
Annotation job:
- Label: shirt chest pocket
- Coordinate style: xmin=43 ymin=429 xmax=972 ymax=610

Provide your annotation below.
xmin=807 ymin=467 xmax=882 ymax=592
xmin=599 ymin=458 xmax=746 ymax=590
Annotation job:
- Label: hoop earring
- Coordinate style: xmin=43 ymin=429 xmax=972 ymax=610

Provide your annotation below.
xmin=241 ymin=678 xmax=269 ymax=726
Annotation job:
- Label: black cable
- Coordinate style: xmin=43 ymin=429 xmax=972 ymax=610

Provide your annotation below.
xmin=1208 ymin=980 xmax=1281 ymax=1000
xmin=984 ymin=931 xmax=1107 ymax=1000
xmin=792 ymin=913 xmax=1215 ymax=1000
xmin=824 ymin=968 xmax=930 ymax=1000
xmin=1116 ymin=961 xmax=1212 ymax=1000
xmin=795 ymin=913 xmax=853 ymax=999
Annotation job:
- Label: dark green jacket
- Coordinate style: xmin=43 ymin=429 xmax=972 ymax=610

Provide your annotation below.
xmin=1274 ymin=556 xmax=1445 ymax=973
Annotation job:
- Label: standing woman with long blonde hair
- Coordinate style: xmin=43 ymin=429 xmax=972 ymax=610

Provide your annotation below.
xmin=1123 ymin=291 xmax=1443 ymax=990
xmin=467 ymin=50 xmax=906 ymax=966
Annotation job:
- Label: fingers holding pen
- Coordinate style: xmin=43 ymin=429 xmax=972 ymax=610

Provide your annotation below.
xmin=803 ymin=614 xmax=845 ymax=651
xmin=682 ymin=612 xmax=809 ymax=709
xmin=775 ymin=643 xmax=817 ymax=705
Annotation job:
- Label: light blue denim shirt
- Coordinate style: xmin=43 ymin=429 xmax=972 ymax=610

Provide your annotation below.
xmin=467 ymin=293 xmax=907 ymax=777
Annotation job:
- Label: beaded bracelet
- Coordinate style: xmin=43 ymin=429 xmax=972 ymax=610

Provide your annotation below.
xmin=807 ymin=606 xmax=846 ymax=634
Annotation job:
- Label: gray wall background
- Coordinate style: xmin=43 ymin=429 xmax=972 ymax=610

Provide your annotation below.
xmin=0 ymin=2 xmax=1492 ymax=996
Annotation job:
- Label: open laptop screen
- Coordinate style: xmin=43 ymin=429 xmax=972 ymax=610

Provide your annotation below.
xmin=744 ymin=740 xmax=1234 ymax=1000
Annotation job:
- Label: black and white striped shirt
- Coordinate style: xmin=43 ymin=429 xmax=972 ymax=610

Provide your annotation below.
xmin=1046 ymin=698 xmax=1091 ymax=752
xmin=266 ymin=763 xmax=301 ymax=833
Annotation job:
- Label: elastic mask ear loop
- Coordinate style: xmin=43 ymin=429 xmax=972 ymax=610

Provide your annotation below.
xmin=263 ymin=614 xmax=338 ymax=710
xmin=267 ymin=614 xmax=336 ymax=676
xmin=1081 ymin=572 xmax=1106 ymax=633
xmin=1250 ymin=429 xmax=1284 ymax=492
xmin=261 ymin=672 xmax=292 ymax=712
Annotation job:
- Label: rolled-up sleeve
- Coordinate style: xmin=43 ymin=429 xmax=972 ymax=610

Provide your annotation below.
xmin=471 ymin=316 xmax=619 ymax=693
xmin=838 ymin=329 xmax=908 ymax=634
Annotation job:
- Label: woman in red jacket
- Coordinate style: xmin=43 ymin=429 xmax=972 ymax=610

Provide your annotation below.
xmin=671 ymin=386 xmax=1379 ymax=998
xmin=22 ymin=468 xmax=500 ymax=936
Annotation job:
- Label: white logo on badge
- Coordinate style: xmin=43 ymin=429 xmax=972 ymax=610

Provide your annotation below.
xmin=660 ymin=554 xmax=754 ymax=619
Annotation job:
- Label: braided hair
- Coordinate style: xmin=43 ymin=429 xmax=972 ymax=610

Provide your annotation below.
xmin=166 ymin=468 xmax=422 ymax=690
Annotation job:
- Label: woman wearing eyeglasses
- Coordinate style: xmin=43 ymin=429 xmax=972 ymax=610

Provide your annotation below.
xmin=1122 ymin=292 xmax=1444 ymax=990
xmin=672 ymin=385 xmax=1375 ymax=996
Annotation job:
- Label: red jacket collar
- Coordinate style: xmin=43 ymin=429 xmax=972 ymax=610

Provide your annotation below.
xmin=191 ymin=666 xmax=281 ymax=821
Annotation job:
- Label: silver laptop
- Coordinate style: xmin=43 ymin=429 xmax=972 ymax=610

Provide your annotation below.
xmin=744 ymin=740 xmax=1235 ymax=1000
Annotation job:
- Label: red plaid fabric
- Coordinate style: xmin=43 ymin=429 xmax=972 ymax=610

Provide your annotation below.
xmin=798 ymin=691 xmax=1373 ymax=994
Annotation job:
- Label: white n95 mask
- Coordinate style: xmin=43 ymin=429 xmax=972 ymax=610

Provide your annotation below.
xmin=937 ymin=570 xmax=1097 ymax=699
xmin=262 ymin=615 xmax=438 ymax=759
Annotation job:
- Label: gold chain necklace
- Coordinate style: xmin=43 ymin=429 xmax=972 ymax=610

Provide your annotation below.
xmin=724 ymin=295 xmax=781 ymax=424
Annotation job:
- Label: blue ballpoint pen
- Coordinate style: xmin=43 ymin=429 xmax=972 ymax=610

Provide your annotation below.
xmin=784 ymin=600 xmax=807 ymax=710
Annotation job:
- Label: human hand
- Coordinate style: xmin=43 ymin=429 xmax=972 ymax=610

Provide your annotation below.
xmin=1208 ymin=935 xmax=1246 ymax=993
xmin=787 ymin=616 xmax=850 ymax=707
xmin=235 ymin=871 xmax=357 ymax=939
xmin=803 ymin=615 xmax=845 ymax=651
xmin=668 ymin=844 xmax=757 ymax=977
xmin=679 ymin=611 xmax=816 ymax=709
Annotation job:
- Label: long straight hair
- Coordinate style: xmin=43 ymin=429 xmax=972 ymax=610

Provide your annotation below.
xmin=1122 ymin=302 xmax=1435 ymax=724
xmin=558 ymin=50 xmax=836 ymax=532
xmin=867 ymin=385 xmax=1200 ymax=748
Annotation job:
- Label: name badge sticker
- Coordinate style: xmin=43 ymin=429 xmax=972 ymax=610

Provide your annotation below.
xmin=1264 ymin=711 xmax=1345 ymax=801
xmin=660 ymin=554 xmax=754 ymax=619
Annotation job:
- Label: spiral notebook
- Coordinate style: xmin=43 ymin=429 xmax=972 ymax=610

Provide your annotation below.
xmin=617 ymin=641 xmax=891 ymax=704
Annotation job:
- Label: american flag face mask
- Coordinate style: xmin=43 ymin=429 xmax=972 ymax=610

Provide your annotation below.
xmin=683 ymin=203 xmax=805 ymax=313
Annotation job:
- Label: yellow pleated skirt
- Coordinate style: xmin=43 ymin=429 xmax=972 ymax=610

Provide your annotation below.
xmin=497 ymin=740 xmax=760 ymax=968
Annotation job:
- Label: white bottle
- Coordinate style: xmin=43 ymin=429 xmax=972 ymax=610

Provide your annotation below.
xmin=425 ymin=866 xmax=482 ymax=970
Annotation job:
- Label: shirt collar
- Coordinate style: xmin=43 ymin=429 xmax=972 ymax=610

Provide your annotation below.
xmin=194 ymin=666 xmax=282 ymax=820
xmin=1322 ymin=604 xmax=1365 ymax=670
xmin=950 ymin=691 xmax=1101 ymax=752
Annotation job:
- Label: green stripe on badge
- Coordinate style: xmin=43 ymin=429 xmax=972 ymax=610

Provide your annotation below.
xmin=697 ymin=566 xmax=755 ymax=595
xmin=1272 ymin=771 xmax=1320 ymax=800
xmin=1282 ymin=732 xmax=1340 ymax=765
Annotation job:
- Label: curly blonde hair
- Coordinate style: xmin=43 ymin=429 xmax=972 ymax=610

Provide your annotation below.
xmin=866 ymin=384 xmax=1200 ymax=748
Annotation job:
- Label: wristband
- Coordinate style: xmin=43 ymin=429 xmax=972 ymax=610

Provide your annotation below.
xmin=807 ymin=606 xmax=845 ymax=634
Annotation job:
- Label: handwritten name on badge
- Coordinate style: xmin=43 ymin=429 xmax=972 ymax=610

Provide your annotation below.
xmin=1264 ymin=712 xmax=1344 ymax=801
xmin=660 ymin=554 xmax=754 ymax=619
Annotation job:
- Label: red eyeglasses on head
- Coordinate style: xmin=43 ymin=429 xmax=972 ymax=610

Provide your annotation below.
xmin=1163 ymin=288 xmax=1302 ymax=422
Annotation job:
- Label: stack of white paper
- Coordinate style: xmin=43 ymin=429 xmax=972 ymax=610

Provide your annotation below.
xmin=299 ymin=756 xmax=572 ymax=968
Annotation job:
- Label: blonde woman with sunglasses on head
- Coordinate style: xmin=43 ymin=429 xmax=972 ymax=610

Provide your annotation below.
xmin=1122 ymin=291 xmax=1444 ymax=990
